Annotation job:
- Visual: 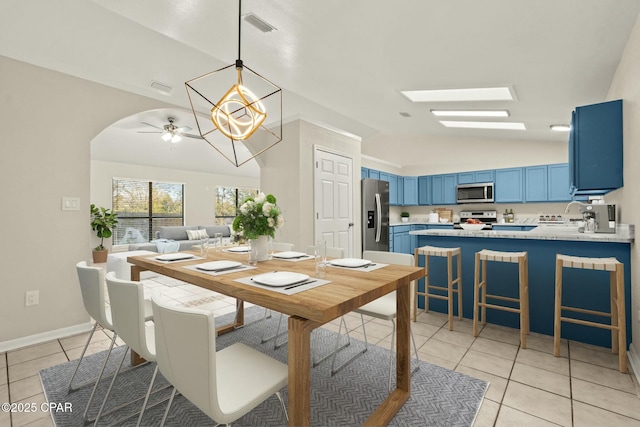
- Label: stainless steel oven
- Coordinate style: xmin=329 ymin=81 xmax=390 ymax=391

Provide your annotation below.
xmin=453 ymin=210 xmax=497 ymax=230
xmin=456 ymin=182 xmax=494 ymax=204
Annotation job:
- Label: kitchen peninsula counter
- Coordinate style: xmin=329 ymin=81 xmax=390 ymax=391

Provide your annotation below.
xmin=409 ymin=224 xmax=634 ymax=243
xmin=410 ymin=224 xmax=633 ymax=349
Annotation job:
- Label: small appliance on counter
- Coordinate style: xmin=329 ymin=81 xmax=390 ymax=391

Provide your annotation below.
xmin=580 ymin=203 xmax=616 ymax=233
xmin=453 ymin=210 xmax=497 ymax=230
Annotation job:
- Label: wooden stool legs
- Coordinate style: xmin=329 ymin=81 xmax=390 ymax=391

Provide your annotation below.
xmin=414 ymin=247 xmax=462 ymax=331
xmin=473 ymin=250 xmax=529 ymax=348
xmin=554 ymin=255 xmax=626 ymax=373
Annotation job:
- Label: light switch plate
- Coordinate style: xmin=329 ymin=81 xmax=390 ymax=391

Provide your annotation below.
xmin=62 ymin=197 xmax=80 ymax=211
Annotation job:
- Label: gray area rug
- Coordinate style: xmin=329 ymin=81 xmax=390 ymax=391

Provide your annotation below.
xmin=40 ymin=307 xmax=488 ymax=426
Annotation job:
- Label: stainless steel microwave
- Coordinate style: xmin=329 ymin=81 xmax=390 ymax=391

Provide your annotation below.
xmin=456 ymin=182 xmax=494 ymax=204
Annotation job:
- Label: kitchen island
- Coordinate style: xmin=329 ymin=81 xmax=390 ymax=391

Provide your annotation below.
xmin=410 ymin=225 xmax=634 ymax=348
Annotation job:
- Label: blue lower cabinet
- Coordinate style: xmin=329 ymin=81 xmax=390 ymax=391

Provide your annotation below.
xmin=391 ymin=225 xmax=411 ymax=254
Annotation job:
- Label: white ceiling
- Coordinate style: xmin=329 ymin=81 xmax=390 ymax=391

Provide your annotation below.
xmin=2 ymin=0 xmax=639 ymax=176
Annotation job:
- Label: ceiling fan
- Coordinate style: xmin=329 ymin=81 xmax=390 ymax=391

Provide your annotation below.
xmin=138 ymin=116 xmax=203 ymax=143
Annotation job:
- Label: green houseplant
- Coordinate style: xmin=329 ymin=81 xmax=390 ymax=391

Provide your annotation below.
xmin=90 ymin=204 xmax=118 ymax=263
xmin=401 ymin=211 xmax=410 ymax=223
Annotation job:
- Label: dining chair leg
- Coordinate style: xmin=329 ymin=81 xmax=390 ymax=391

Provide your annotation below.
xmin=93 ymin=345 xmax=129 ymax=425
xmin=136 ymin=365 xmax=159 ymax=427
xmin=82 ymin=332 xmax=118 ymax=422
xmin=312 ymin=317 xmax=351 ymax=367
xmin=330 ymin=315 xmax=367 ymax=376
xmin=275 ymin=391 xmax=289 ymax=423
xmin=67 ymin=322 xmax=99 ymax=391
xmin=160 ymin=387 xmax=177 ymax=427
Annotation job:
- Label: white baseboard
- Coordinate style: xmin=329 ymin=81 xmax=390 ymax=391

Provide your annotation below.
xmin=629 ymin=342 xmax=640 ymax=387
xmin=0 ymin=322 xmax=93 ymax=353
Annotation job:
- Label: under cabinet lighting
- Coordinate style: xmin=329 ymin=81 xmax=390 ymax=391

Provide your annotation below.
xmin=550 ymin=124 xmax=571 ymax=132
xmin=431 ymin=110 xmax=510 ymax=117
xmin=440 ymin=121 xmax=526 ymax=130
xmin=401 ymin=87 xmax=514 ymax=102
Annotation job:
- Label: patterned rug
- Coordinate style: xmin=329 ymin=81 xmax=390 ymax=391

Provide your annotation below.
xmin=40 ymin=307 xmax=488 ymax=426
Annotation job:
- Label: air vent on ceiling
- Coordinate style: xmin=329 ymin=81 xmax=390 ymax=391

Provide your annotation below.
xmin=243 ymin=13 xmax=277 ymax=33
xmin=150 ymin=80 xmax=173 ymax=95
xmin=399 ymin=112 xmax=411 ymax=117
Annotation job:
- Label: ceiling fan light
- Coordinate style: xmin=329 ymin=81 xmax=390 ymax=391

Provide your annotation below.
xmin=171 ymin=134 xmax=182 ymax=143
xmin=161 ymin=132 xmax=172 ymax=142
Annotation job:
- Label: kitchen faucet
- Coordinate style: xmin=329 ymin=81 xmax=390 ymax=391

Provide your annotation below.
xmin=564 ymin=201 xmax=588 ymax=213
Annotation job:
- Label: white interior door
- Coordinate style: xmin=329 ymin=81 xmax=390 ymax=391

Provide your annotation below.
xmin=314 ymin=147 xmax=354 ymax=257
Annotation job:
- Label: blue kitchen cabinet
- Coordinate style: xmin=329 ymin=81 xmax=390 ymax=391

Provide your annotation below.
xmin=548 ymin=163 xmax=572 ymax=201
xmin=403 ymin=177 xmax=418 ymax=205
xmin=368 ymin=169 xmax=380 ymax=180
xmin=361 ymin=167 xmax=369 ymax=179
xmin=570 ymin=99 xmax=623 ymax=194
xmin=388 ymin=174 xmax=399 ymax=205
xmin=410 ymin=224 xmax=427 ymax=253
xmin=525 ymin=165 xmax=548 ymax=202
xmin=492 ymin=225 xmax=537 ymax=231
xmin=431 ymin=174 xmax=457 ymax=205
xmin=495 ymin=168 xmax=524 ymax=202
xmin=391 ymin=225 xmax=411 ymax=254
xmin=418 ymin=176 xmax=431 ymax=205
xmin=457 ymin=170 xmax=495 ymax=184
xmin=379 ymin=171 xmax=390 ymax=183
xmin=397 ymin=176 xmax=404 ymax=205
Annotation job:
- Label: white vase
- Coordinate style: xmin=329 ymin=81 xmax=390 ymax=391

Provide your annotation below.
xmin=250 ymin=235 xmax=270 ymax=262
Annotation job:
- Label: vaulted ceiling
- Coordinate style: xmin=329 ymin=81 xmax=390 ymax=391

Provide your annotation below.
xmin=2 ymin=0 xmax=639 ymax=175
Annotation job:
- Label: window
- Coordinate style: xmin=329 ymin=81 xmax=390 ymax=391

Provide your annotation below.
xmin=112 ymin=178 xmax=184 ymax=245
xmin=215 ymin=186 xmax=258 ymax=225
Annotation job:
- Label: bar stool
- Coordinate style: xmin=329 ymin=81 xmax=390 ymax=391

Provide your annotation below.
xmin=473 ymin=249 xmax=529 ymax=348
xmin=553 ymin=254 xmax=627 ymax=373
xmin=414 ymin=245 xmax=462 ymax=331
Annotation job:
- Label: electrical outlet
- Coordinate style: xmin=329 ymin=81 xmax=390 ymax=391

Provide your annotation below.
xmin=25 ymin=290 xmax=39 ymax=306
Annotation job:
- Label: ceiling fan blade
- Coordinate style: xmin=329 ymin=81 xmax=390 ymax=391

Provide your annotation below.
xmin=137 ymin=131 xmax=162 ymax=134
xmin=175 ymin=126 xmax=193 ymax=133
xmin=141 ymin=121 xmax=164 ymax=130
xmin=181 ymin=132 xmax=204 ymax=140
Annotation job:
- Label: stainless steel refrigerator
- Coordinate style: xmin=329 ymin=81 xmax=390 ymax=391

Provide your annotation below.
xmin=362 ymin=178 xmax=390 ymax=251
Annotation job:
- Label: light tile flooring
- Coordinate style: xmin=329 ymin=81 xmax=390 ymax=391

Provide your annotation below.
xmin=2 ymin=273 xmax=639 ymax=427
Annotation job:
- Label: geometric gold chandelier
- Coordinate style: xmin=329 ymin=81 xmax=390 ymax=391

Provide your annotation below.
xmin=185 ymin=0 xmax=282 ymax=167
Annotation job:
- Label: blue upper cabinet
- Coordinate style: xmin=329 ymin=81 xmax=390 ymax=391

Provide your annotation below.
xmin=418 ymin=176 xmax=431 ymax=205
xmin=570 ymin=99 xmax=623 ymax=194
xmin=402 ymin=177 xmax=418 ymax=205
xmin=369 ymin=169 xmax=380 ymax=180
xmin=388 ymin=174 xmax=399 ymax=205
xmin=431 ymin=174 xmax=457 ymax=205
xmin=361 ymin=167 xmax=369 ymax=179
xmin=524 ymin=165 xmax=548 ymax=202
xmin=495 ymin=168 xmax=524 ymax=202
xmin=547 ymin=163 xmax=572 ymax=201
xmin=458 ymin=170 xmax=495 ymax=184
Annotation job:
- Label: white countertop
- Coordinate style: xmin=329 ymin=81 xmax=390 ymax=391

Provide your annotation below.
xmin=409 ymin=224 xmax=634 ymax=243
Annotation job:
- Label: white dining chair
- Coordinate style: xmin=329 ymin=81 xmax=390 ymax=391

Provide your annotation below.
xmin=259 ymin=242 xmax=295 ymax=346
xmin=70 ymin=262 xmax=119 ymax=422
xmin=330 ymin=251 xmax=421 ymax=390
xmin=271 ymin=241 xmax=294 ymax=252
xmin=151 ymin=295 xmax=289 ymax=426
xmin=95 ymin=272 xmax=159 ymax=427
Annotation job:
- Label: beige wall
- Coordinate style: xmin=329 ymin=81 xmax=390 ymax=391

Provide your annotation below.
xmin=0 ymin=56 xmax=175 ymax=345
xmin=606 ymin=14 xmax=640 ymax=363
xmin=90 ymin=160 xmax=259 ymax=243
xmin=259 ymin=120 xmax=362 ymax=254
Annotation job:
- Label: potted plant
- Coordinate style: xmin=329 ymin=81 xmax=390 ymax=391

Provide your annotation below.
xmin=90 ymin=204 xmax=118 ymax=263
xmin=401 ymin=211 xmax=410 ymax=223
xmin=232 ymin=192 xmax=284 ymax=261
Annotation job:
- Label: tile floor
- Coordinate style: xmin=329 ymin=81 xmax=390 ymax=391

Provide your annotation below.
xmin=1 ymin=273 xmax=639 ymax=427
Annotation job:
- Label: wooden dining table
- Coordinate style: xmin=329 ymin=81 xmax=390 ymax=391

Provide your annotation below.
xmin=128 ymin=249 xmax=424 ymax=426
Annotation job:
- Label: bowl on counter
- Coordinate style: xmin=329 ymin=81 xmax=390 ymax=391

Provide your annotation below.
xmin=439 ymin=218 xmax=449 ymax=223
xmin=460 ymin=223 xmax=485 ymax=231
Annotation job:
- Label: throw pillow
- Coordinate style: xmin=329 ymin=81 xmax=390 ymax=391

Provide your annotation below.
xmin=186 ymin=229 xmax=209 ymax=240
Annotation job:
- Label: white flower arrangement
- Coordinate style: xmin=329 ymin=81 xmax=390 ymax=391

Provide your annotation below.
xmin=232 ymin=192 xmax=284 ymax=240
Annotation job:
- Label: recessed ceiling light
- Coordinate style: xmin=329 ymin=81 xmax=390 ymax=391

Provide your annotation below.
xmin=439 ymin=121 xmax=526 ymax=130
xmin=550 ymin=124 xmax=571 ymax=132
xmin=401 ymin=87 xmax=513 ymax=102
xmin=430 ymin=109 xmax=510 ymax=117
